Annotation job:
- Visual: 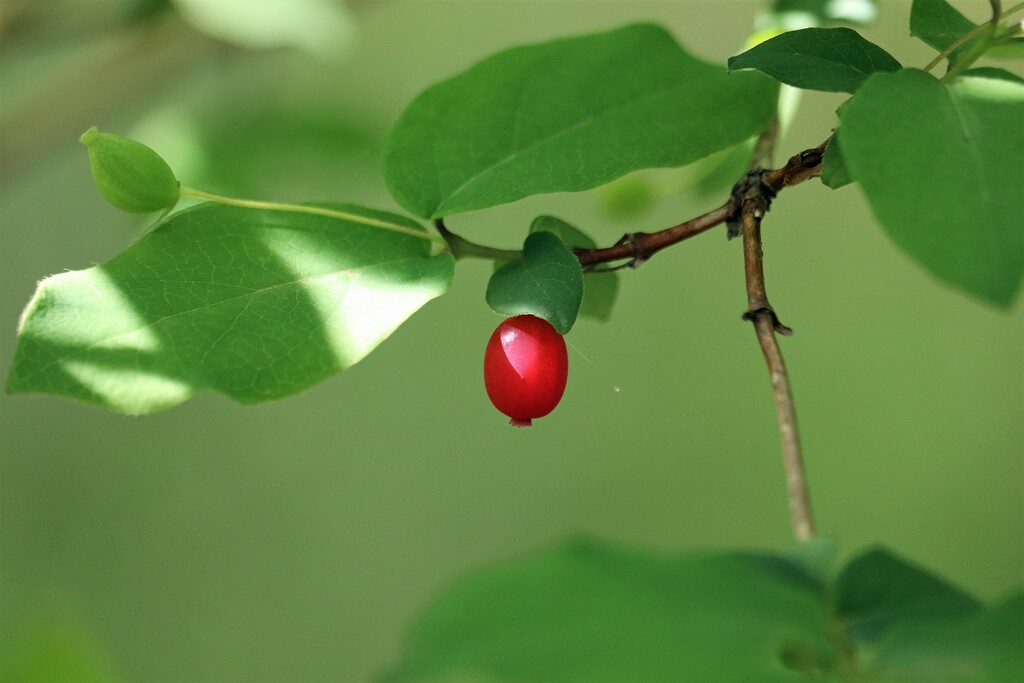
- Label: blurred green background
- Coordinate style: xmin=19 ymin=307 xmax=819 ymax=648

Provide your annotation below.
xmin=1 ymin=1 xmax=1021 ymax=680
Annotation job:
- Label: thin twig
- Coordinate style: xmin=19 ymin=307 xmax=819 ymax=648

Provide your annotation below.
xmin=737 ymin=121 xmax=816 ymax=542
xmin=924 ymin=0 xmax=1024 ymax=73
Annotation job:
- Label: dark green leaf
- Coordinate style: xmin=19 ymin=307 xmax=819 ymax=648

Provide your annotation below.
xmin=529 ymin=216 xmax=619 ymax=322
xmin=728 ymin=27 xmax=901 ymax=93
xmin=910 ymin=0 xmax=978 ymax=65
xmin=769 ymin=0 xmax=878 ymax=26
xmin=486 ymin=231 xmax=583 ymax=334
xmin=384 ymin=538 xmax=831 ymax=682
xmin=821 ymin=130 xmax=854 ymax=188
xmin=839 ymin=68 xmax=1024 ymax=306
xmin=836 ymin=547 xmax=982 ymax=641
xmin=384 ymin=23 xmax=778 ymax=219
xmin=7 ymin=203 xmax=454 ymax=414
xmin=871 ymin=593 xmax=1024 ymax=682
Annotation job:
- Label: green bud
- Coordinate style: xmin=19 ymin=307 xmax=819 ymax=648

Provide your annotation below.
xmin=80 ymin=126 xmax=179 ymax=213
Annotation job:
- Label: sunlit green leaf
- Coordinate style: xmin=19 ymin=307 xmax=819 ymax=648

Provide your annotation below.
xmin=384 ymin=23 xmax=778 ymax=219
xmin=839 ymin=68 xmax=1024 ymax=306
xmin=384 ymin=538 xmax=831 ymax=682
xmin=7 ymin=203 xmax=454 ymax=413
xmin=729 ymin=27 xmax=901 ymax=93
xmin=529 ymin=216 xmax=619 ymax=323
xmin=487 ymin=231 xmax=583 ymax=334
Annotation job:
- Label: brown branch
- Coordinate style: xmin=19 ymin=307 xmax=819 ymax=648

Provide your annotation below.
xmin=574 ymin=201 xmax=735 ymax=268
xmin=738 ymin=124 xmax=816 ymax=542
xmin=436 ymin=139 xmax=827 ymax=269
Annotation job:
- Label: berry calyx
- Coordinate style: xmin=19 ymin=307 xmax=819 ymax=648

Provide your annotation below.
xmin=80 ymin=126 xmax=179 ymax=213
xmin=484 ymin=314 xmax=568 ymax=427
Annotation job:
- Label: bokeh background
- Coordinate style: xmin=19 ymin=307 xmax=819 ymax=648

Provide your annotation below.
xmin=2 ymin=1 xmax=1021 ymax=680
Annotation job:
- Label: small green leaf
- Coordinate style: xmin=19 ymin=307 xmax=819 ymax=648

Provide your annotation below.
xmin=910 ymin=0 xmax=978 ymax=65
xmin=80 ymin=127 xmax=179 ymax=213
xmin=839 ymin=68 xmax=1024 ymax=306
xmin=384 ymin=538 xmax=830 ymax=682
xmin=836 ymin=547 xmax=982 ymax=641
xmin=820 ymin=130 xmax=854 ymax=189
xmin=728 ymin=27 xmax=901 ymax=93
xmin=486 ymin=231 xmax=583 ymax=335
xmin=529 ymin=216 xmax=619 ymax=322
xmin=7 ymin=203 xmax=453 ymax=414
xmin=384 ymin=23 xmax=778 ymax=219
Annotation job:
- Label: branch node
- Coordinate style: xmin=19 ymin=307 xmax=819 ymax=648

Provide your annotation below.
xmin=742 ymin=306 xmax=794 ymax=336
xmin=727 ymin=170 xmax=776 ymax=239
xmin=610 ymin=231 xmax=652 ymax=269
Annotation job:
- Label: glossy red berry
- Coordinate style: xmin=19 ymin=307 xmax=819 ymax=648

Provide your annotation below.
xmin=484 ymin=314 xmax=568 ymax=427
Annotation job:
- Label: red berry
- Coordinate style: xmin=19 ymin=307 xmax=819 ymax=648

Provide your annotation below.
xmin=484 ymin=314 xmax=568 ymax=427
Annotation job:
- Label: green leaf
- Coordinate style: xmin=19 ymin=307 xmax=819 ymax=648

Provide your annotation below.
xmin=961 ymin=66 xmax=1024 ymax=85
xmin=486 ymin=231 xmax=583 ymax=334
xmin=871 ymin=593 xmax=1024 ymax=682
xmin=384 ymin=23 xmax=779 ymax=219
xmin=836 ymin=548 xmax=1023 ymax=681
xmin=529 ymin=216 xmax=619 ymax=323
xmin=728 ymin=27 xmax=901 ymax=93
xmin=768 ymin=0 xmax=878 ymax=27
xmin=986 ymin=36 xmax=1024 ymax=60
xmin=836 ymin=547 xmax=982 ymax=641
xmin=384 ymin=538 xmax=831 ymax=682
xmin=838 ymin=68 xmax=1024 ymax=306
xmin=7 ymin=203 xmax=454 ymax=414
xmin=820 ymin=130 xmax=854 ymax=189
xmin=910 ymin=0 xmax=978 ymax=65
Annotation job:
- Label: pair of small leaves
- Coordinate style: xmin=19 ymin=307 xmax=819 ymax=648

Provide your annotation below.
xmin=486 ymin=216 xmax=617 ymax=335
xmin=385 ymin=539 xmax=1023 ymax=682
